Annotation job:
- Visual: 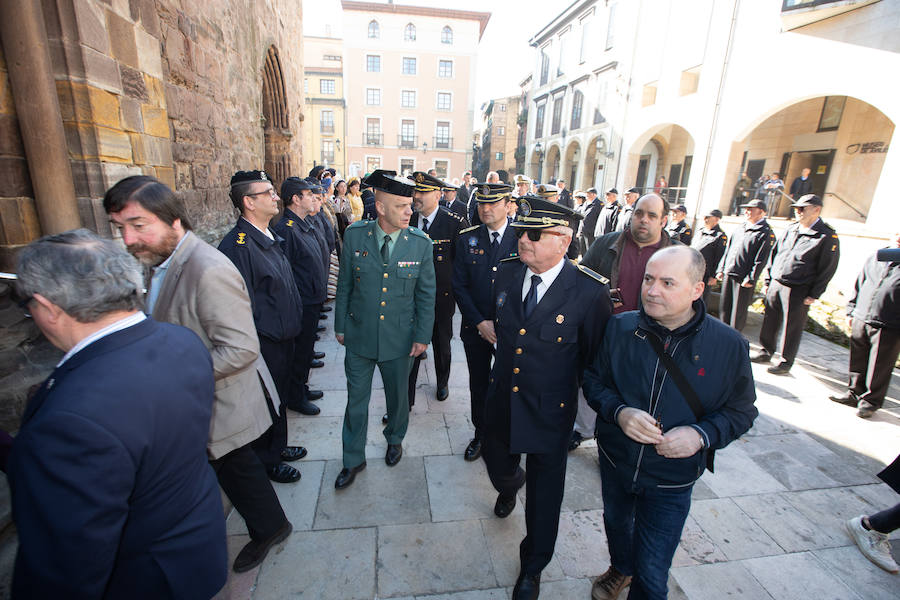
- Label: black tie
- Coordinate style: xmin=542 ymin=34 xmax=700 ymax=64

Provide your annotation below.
xmin=523 ymin=274 xmax=542 ymax=318
xmin=381 ymin=234 xmax=391 ymax=265
xmin=422 ymin=218 xmax=429 ymax=234
xmin=489 ymin=231 xmax=500 ymax=264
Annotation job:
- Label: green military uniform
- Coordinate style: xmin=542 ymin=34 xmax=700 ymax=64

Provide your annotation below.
xmin=335 ymin=218 xmax=436 ymax=469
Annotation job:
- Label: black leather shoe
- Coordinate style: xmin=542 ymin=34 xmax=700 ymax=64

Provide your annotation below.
xmin=267 ymin=463 xmax=301 ymax=483
xmin=321 ymin=305 xmax=333 ymax=312
xmin=280 ymin=446 xmax=307 ymax=461
xmin=767 ymin=361 xmax=792 ymax=375
xmin=750 ymin=350 xmax=772 ymax=363
xmin=829 ymin=392 xmax=857 ymax=406
xmin=306 ymin=389 xmax=324 ymax=401
xmin=312 ymin=351 xmax=326 ymax=359
xmin=381 ymin=412 xmax=389 ymax=424
xmin=335 ymin=461 xmax=367 ymax=489
xmin=512 ymin=571 xmax=540 ymax=600
xmin=318 ymin=313 xmax=328 ymax=320
xmin=464 ymin=438 xmax=482 ymax=461
xmin=309 ymin=359 xmax=325 ymax=369
xmin=494 ymin=492 xmax=516 ymax=518
xmin=568 ymin=431 xmax=584 ymax=452
xmin=317 ymin=325 xmax=326 ymax=332
xmin=436 ymin=386 xmax=449 ymax=401
xmin=233 ymin=520 xmax=292 ymax=573
xmin=385 ymin=443 xmax=403 ymax=466
xmin=287 ymin=399 xmax=320 ymax=415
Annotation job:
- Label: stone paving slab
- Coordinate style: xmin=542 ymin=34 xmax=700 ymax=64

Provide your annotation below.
xmin=689 ymin=498 xmax=785 ymax=561
xmin=412 ymin=590 xmax=510 ymax=600
xmin=672 ymin=513 xmax=728 ymax=567
xmin=559 ymin=450 xmax=604 ymax=512
xmin=699 ymin=441 xmax=787 ymax=498
xmin=480 ymin=514 xmax=566 ymax=587
xmin=812 ymin=546 xmax=900 ymax=600
xmin=739 ymin=433 xmax=850 ymax=491
xmin=742 ymin=552 xmax=858 ymax=600
xmin=554 ymin=509 xmax=609 ymax=578
xmin=425 ymin=455 xmax=507 ymax=522
xmin=731 ymin=492 xmax=845 ymax=552
xmin=671 ymin=561 xmax=773 ymax=600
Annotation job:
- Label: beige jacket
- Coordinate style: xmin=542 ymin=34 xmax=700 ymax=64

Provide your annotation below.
xmin=151 ymin=231 xmax=276 ymax=459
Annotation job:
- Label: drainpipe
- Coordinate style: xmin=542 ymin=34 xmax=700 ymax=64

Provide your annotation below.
xmin=0 ymin=0 xmax=80 ymax=236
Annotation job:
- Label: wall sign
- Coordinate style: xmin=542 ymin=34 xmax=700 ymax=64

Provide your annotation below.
xmin=846 ymin=142 xmax=889 ymax=154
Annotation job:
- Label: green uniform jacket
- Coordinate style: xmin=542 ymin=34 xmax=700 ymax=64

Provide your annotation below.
xmin=335 ymin=220 xmax=436 ymax=361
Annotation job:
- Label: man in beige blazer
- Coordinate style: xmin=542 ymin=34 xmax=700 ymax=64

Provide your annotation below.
xmin=104 ymin=176 xmax=294 ymax=574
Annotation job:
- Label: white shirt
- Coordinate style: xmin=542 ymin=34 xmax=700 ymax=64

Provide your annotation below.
xmin=798 ymin=217 xmax=821 ymax=235
xmin=521 ymin=257 xmax=567 ymax=305
xmin=241 ymin=216 xmax=274 ymax=240
xmin=420 ymin=205 xmax=440 ymax=232
xmin=487 ymin=220 xmax=508 ymax=244
xmin=57 ymin=312 xmax=147 ymax=367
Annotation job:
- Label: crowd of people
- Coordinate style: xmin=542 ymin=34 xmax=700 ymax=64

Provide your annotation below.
xmin=5 ymin=163 xmax=898 ymax=599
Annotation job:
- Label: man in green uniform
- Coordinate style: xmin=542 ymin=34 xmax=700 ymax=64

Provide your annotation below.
xmin=333 ymin=170 xmax=436 ymax=489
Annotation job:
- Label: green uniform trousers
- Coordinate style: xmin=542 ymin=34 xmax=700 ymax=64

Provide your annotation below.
xmin=341 ymin=348 xmax=413 ymax=468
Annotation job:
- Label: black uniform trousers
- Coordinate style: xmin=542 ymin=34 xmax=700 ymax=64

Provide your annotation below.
xmin=408 ymin=296 xmax=454 ymax=405
xmin=460 ymin=327 xmax=494 ymax=440
xmin=290 ymin=302 xmax=323 ymax=407
xmin=848 ymin=320 xmax=900 ymax=409
xmin=209 ymin=443 xmax=287 ymax=541
xmin=253 ymin=336 xmax=293 ymax=468
xmin=719 ymin=275 xmax=755 ymax=332
xmin=759 ymin=280 xmax=809 ymax=365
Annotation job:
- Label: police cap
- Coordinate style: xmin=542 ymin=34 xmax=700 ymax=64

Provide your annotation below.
xmin=410 ymin=171 xmax=446 ymax=193
xmin=791 ymin=194 xmax=823 ymax=208
xmin=230 ymin=170 xmax=271 ymax=188
xmin=474 ymin=182 xmax=513 ymax=203
xmin=514 ymin=194 xmax=582 ymax=231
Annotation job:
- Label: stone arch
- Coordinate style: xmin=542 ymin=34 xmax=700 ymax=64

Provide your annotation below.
xmin=544 ymin=143 xmax=561 ymax=183
xmin=262 ymin=45 xmax=292 ymax=189
xmin=586 ymin=134 xmax=610 ymax=191
xmin=562 ymin=139 xmax=581 ymax=190
xmin=624 ymin=123 xmax=695 ymax=204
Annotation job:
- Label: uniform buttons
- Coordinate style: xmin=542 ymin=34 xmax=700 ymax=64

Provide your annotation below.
xmin=512 ymin=386 xmax=519 ymax=392
xmin=382 ymin=287 xmax=387 ymax=292
xmin=444 ymin=292 xmax=449 ymax=296
xmin=380 ymin=301 xmax=386 ymax=306
xmin=489 ymin=377 xmax=493 ymax=383
xmin=519 ymin=328 xmax=526 ymax=335
xmin=379 ymin=315 xmax=385 ymax=320
xmin=492 ymin=266 xmax=497 ymax=272
xmin=559 ymin=403 xmax=565 ymax=408
xmin=557 ymin=337 xmax=562 ymax=342
xmin=383 ymin=273 xmax=388 ymax=278
xmin=513 ymin=367 xmax=520 ymax=374
xmin=515 ymin=348 xmax=523 ymax=355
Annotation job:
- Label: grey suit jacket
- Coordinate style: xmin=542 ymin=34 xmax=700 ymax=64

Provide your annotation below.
xmin=152 ymin=231 xmax=276 ymax=459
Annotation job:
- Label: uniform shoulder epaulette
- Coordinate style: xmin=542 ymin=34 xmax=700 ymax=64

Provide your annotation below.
xmin=500 ymin=255 xmax=521 ymax=263
xmin=576 ymin=263 xmax=609 ymax=285
xmin=346 ymin=220 xmax=369 ymax=231
xmin=441 ymin=206 xmax=464 ymax=222
xmin=285 ymin=219 xmax=295 ymax=227
xmin=407 ymin=226 xmax=430 ymax=240
xmin=459 ymin=225 xmax=479 ymax=235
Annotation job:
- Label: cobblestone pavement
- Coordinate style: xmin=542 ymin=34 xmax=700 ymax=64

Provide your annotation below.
xmin=215 ymin=310 xmax=899 ymax=600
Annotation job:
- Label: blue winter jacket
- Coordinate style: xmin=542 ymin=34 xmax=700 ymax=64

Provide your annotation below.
xmin=584 ymin=300 xmax=758 ymax=488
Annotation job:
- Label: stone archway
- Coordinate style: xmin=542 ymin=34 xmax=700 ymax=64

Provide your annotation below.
xmin=262 ymin=45 xmax=292 ymax=190
xmin=624 ymin=124 xmax=695 ymax=204
xmin=544 ymin=144 xmax=561 ymax=183
xmin=562 ymin=140 xmax=581 ymax=189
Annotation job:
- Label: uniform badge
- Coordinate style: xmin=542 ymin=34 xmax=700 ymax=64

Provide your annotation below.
xmin=519 ymin=199 xmax=532 ymax=216
xmin=556 ymin=314 xmax=565 ymax=324
xmin=415 ymin=172 xmax=425 ymax=183
xmin=237 ymin=232 xmax=247 ymax=245
xmin=479 ymin=249 xmax=484 ymax=254
xmin=363 ymin=250 xmax=368 ymax=257
xmin=354 ymin=250 xmax=360 ymax=257
xmin=468 ymin=237 xmax=478 ymax=247
xmin=497 ymin=291 xmax=507 ymax=307
xmin=286 ymin=219 xmax=294 ymax=227
xmin=260 ymin=171 xmax=269 ymax=181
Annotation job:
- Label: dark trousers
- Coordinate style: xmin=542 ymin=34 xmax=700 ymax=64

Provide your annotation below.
xmin=408 ymin=300 xmax=454 ymax=404
xmin=461 ymin=327 xmax=494 ymax=440
xmin=482 ymin=432 xmax=568 ymax=576
xmin=869 ymin=503 xmax=900 ymax=534
xmin=600 ymin=459 xmax=693 ymax=600
xmin=759 ymin=280 xmax=810 ymax=365
xmin=290 ymin=302 xmax=323 ymax=406
xmin=719 ymin=275 xmax=755 ymax=332
xmin=209 ymin=443 xmax=287 ymax=541
xmin=848 ymin=321 xmax=900 ymax=409
xmin=253 ymin=336 xmax=294 ymax=468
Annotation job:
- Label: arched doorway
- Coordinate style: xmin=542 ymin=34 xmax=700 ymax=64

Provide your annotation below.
xmin=262 ymin=46 xmax=292 ymax=190
xmin=544 ymin=144 xmax=561 ymax=183
xmin=562 ymin=140 xmax=581 ymax=190
xmin=624 ymin=124 xmax=695 ymax=204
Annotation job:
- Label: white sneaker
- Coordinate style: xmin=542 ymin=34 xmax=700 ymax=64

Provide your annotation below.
xmin=846 ymin=516 xmax=899 ymax=573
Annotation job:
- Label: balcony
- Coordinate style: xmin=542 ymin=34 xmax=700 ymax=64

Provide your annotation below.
xmin=433 ymin=137 xmax=452 ymax=150
xmin=362 ymin=133 xmax=383 ymax=147
xmin=320 ymin=125 xmax=335 ymax=134
xmin=781 ymin=0 xmax=879 ymax=30
xmin=398 ymin=135 xmax=418 ymax=149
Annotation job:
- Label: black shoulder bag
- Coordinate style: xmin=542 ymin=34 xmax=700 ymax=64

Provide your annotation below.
xmin=644 ymin=333 xmax=716 ymax=474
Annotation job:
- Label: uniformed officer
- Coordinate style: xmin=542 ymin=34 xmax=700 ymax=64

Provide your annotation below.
xmin=443 ymin=184 xmax=468 ymax=220
xmin=333 ymin=170 xmax=436 ymax=489
xmin=513 ymin=174 xmax=531 ymax=199
xmin=753 ymin=194 xmax=839 ymax=374
xmin=535 ymin=183 xmax=579 ymax=260
xmin=453 ymin=182 xmax=518 ymax=462
xmin=304 ymin=178 xmax=333 ymax=351
xmin=219 ymin=170 xmax=305 ymax=483
xmin=594 ymin=188 xmax=620 ymax=239
xmin=716 ymin=198 xmax=775 ymax=332
xmin=666 ymin=204 xmax=693 ymax=244
xmin=273 ymin=177 xmax=327 ymax=416
xmin=484 ymin=195 xmax=612 ymax=599
xmin=579 ymin=188 xmax=602 ymax=251
xmin=614 ymin=187 xmax=641 ymax=233
xmin=408 ymin=171 xmax=469 ymax=405
xmin=691 ymin=208 xmax=728 ymax=306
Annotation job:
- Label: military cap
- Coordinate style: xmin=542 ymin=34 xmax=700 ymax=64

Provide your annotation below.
xmin=441 ymin=183 xmax=459 ymax=192
xmin=474 ymin=182 xmax=513 ymax=203
xmin=535 ymin=183 xmax=559 ymax=198
xmin=410 ymin=171 xmax=446 ymax=193
xmin=626 ymin=187 xmax=641 ymax=194
xmin=514 ymin=174 xmax=532 ymax=185
xmin=230 ymin=170 xmax=271 ymax=188
xmin=673 ymin=204 xmax=688 ymax=213
xmin=281 ymin=176 xmax=316 ymax=200
xmin=303 ymin=177 xmax=324 ymax=194
xmin=362 ymin=169 xmax=415 ymax=197
xmin=791 ymin=194 xmax=823 ymax=207
xmin=586 ymin=187 xmax=598 ymax=194
xmin=574 ymin=190 xmax=587 ymax=200
xmin=308 ymin=165 xmax=325 ymax=179
xmin=740 ymin=198 xmax=768 ymax=211
xmin=513 ymin=194 xmax=582 ymax=231
xmin=706 ymin=208 xmax=724 ymax=219
xmin=606 ymin=188 xmax=619 ymax=195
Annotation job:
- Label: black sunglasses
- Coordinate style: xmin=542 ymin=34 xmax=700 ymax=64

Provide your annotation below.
xmin=514 ymin=228 xmax=567 ymax=242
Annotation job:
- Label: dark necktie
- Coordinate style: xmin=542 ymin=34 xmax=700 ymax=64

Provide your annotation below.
xmin=523 ymin=274 xmax=542 ymax=318
xmin=422 ymin=218 xmax=429 ymax=234
xmin=381 ymin=234 xmax=391 ymax=265
xmin=489 ymin=231 xmax=500 ymax=264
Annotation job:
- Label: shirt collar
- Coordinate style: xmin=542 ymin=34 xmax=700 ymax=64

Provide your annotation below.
xmin=487 ymin=219 xmax=508 ymax=240
xmin=374 ymin=221 xmax=402 ymax=245
xmin=799 ymin=217 xmax=821 ymax=234
xmin=57 ymin=312 xmax=147 ymax=367
xmin=241 ymin=216 xmax=274 ymax=241
xmin=525 ymin=256 xmax=566 ymax=288
xmin=420 ymin=205 xmax=440 ymax=225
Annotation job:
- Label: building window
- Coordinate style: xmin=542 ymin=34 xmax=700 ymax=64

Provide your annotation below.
xmin=366 ymin=88 xmax=381 ymax=106
xmin=404 ymin=23 xmax=416 ymax=41
xmin=679 ymin=67 xmax=700 ymax=96
xmin=498 ymin=104 xmax=506 ymax=112
xmin=579 ymin=13 xmax=594 ymax=63
xmin=366 ymin=55 xmax=381 ymax=72
xmin=366 ymin=118 xmax=382 ymax=146
xmin=570 ymin=90 xmax=583 ymax=130
xmin=402 ymin=57 xmax=417 ymax=75
xmin=400 ymin=120 xmax=416 ymax=148
xmin=436 ymin=92 xmax=452 ymax=111
xmin=642 ymin=82 xmax=657 ymax=107
xmin=401 ymin=90 xmax=417 ymax=108
xmin=551 ymin=96 xmax=563 ymax=134
xmin=322 ymin=140 xmax=334 ymax=163
xmin=438 ymin=60 xmax=453 ymax=78
xmin=497 ymin=126 xmax=505 ymax=136
xmin=320 ymin=79 xmax=335 ymax=94
xmin=368 ymin=20 xmax=380 ymax=39
xmin=557 ymin=30 xmax=568 ymax=77
xmin=495 ymin=152 xmax=504 ymax=160
xmin=535 ymin=104 xmax=546 ymax=138
xmin=303 ymin=78 xmax=308 ymax=93
xmin=435 ymin=121 xmax=451 ymax=149
xmin=434 ymin=159 xmax=449 ymax=179
xmin=606 ymin=3 xmax=617 ymax=50
xmin=320 ymin=110 xmax=334 ymax=133
xmin=539 ymin=45 xmax=550 ymax=86
xmin=323 ymin=54 xmax=341 ymax=62
xmin=441 ymin=26 xmax=453 ymax=44
xmin=366 ymin=156 xmax=381 ymax=172
xmin=400 ymin=158 xmax=415 ymax=176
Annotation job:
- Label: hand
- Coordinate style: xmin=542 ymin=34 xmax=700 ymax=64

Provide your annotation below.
xmin=410 ymin=342 xmax=428 ymax=357
xmin=715 ymin=272 xmax=724 ymax=282
xmin=707 ymin=277 xmax=716 ymax=287
xmin=741 ymin=281 xmax=754 ymax=288
xmin=617 ymin=408 xmax=664 ymax=445
xmin=803 ymin=297 xmax=815 ymax=306
xmin=655 ymin=426 xmax=704 ymax=459
xmin=476 ymin=320 xmax=497 ymax=344
xmin=335 ymin=334 xmax=345 ymax=345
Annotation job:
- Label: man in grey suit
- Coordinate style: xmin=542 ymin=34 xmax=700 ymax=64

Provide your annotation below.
xmin=104 ymin=176 xmax=293 ymax=574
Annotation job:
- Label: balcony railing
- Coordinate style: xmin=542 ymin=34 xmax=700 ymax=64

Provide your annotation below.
xmin=362 ymin=133 xmax=383 ymax=147
xmin=320 ymin=125 xmax=335 ymax=134
xmin=433 ymin=137 xmax=452 ymax=150
xmin=320 ymin=152 xmax=335 ymax=164
xmin=398 ymin=135 xmax=418 ymax=149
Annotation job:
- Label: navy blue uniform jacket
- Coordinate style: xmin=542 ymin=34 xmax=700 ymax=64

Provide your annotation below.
xmin=7 ymin=318 xmax=227 ymax=599
xmin=487 ymin=259 xmax=612 ymax=453
xmin=274 ymin=208 xmax=328 ymax=305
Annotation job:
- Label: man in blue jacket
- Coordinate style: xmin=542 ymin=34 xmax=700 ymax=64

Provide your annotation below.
xmin=585 ymin=246 xmax=757 ymax=600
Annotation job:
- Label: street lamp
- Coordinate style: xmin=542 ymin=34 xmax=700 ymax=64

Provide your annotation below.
xmin=535 ymin=141 xmax=544 ymax=183
xmin=422 ymin=141 xmax=428 ymax=153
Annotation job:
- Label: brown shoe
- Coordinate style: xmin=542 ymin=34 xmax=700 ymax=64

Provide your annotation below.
xmin=592 ymin=566 xmax=632 ymax=600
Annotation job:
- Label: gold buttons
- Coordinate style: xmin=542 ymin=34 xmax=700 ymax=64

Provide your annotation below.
xmin=557 ymin=337 xmax=562 ymax=342
xmin=512 ymin=386 xmax=519 ymax=392
xmin=383 ymin=273 xmax=388 ymax=278
xmin=379 ymin=315 xmax=385 ymax=320
xmin=559 ymin=403 xmax=565 ymax=408
xmin=382 ymin=287 xmax=387 ymax=292
xmin=515 ymin=348 xmax=523 ymax=355
xmin=356 ymin=266 xmax=360 ymax=271
xmin=380 ymin=301 xmax=386 ymax=306
xmin=513 ymin=367 xmax=520 ymax=374
xmin=519 ymin=328 xmax=526 ymax=335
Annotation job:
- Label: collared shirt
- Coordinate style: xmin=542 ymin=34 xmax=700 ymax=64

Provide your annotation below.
xmin=420 ymin=205 xmax=440 ymax=233
xmin=798 ymin=217 xmax=821 ymax=235
xmin=146 ymin=234 xmax=188 ymax=314
xmin=241 ymin=216 xmax=274 ymax=240
xmin=521 ymin=256 xmax=566 ymax=305
xmin=374 ymin=221 xmax=402 ymax=262
xmin=487 ymin=220 xmax=508 ymax=243
xmin=58 ymin=312 xmax=147 ymax=367
xmin=618 ymin=231 xmax=665 ymax=314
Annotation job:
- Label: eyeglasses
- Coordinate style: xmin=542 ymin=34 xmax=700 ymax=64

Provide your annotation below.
xmin=246 ymin=188 xmax=277 ymax=199
xmin=514 ymin=228 xmax=567 ymax=242
xmin=795 ymin=206 xmax=806 ymax=213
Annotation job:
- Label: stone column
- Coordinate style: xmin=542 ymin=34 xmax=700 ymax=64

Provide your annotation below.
xmin=0 ymin=0 xmax=80 ymax=236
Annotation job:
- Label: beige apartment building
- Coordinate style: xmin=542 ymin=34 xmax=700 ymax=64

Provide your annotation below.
xmin=341 ymin=1 xmax=490 ymax=181
xmin=479 ymin=94 xmax=522 ymax=179
xmin=302 ymin=35 xmax=347 ymax=178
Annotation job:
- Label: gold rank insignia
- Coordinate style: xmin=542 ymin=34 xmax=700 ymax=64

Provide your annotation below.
xmin=286 ymin=219 xmax=294 ymax=227
xmin=556 ymin=314 xmax=565 ymax=324
xmin=237 ymin=232 xmax=247 ymax=245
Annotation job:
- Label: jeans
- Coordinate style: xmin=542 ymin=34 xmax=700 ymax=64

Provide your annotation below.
xmin=600 ymin=459 xmax=693 ymax=600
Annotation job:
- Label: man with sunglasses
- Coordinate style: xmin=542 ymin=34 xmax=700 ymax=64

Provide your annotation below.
xmin=753 ymin=194 xmax=839 ymax=375
xmin=483 ymin=196 xmax=612 ymax=599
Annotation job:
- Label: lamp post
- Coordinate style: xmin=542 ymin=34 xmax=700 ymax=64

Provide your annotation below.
xmin=535 ymin=141 xmax=544 ymax=183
